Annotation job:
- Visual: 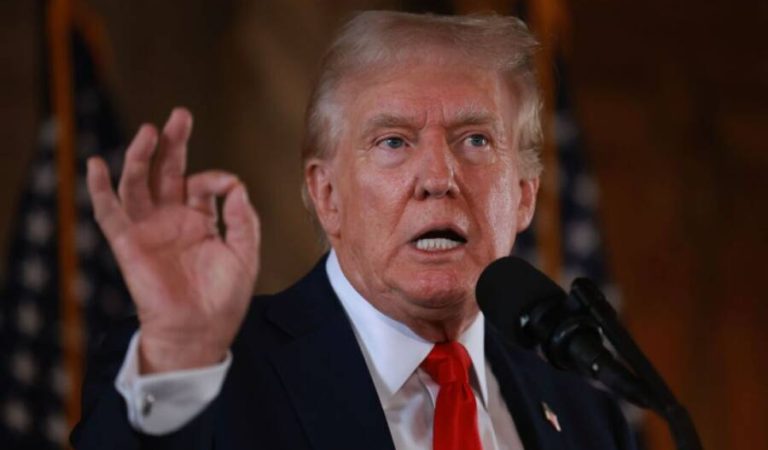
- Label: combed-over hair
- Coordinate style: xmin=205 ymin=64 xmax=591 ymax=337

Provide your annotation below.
xmin=301 ymin=10 xmax=542 ymax=215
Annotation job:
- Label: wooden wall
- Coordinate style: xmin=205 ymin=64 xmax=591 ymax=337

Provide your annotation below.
xmin=0 ymin=1 xmax=765 ymax=449
xmin=568 ymin=2 xmax=768 ymax=449
xmin=0 ymin=1 xmax=40 ymax=280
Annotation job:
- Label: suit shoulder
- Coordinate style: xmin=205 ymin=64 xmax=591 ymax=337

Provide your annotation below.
xmin=514 ymin=345 xmax=623 ymax=410
xmin=498 ymin=343 xmax=636 ymax=450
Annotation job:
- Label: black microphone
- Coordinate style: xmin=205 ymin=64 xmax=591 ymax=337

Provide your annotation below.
xmin=476 ymin=256 xmax=703 ymax=450
xmin=475 ymin=256 xmax=653 ymax=408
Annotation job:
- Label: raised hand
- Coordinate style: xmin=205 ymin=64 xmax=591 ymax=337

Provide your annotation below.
xmin=86 ymin=108 xmax=260 ymax=374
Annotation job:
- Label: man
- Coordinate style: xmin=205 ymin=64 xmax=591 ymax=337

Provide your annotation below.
xmin=72 ymin=11 xmax=636 ymax=450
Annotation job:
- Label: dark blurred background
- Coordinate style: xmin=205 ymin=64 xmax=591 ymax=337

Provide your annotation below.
xmin=1 ymin=1 xmax=766 ymax=449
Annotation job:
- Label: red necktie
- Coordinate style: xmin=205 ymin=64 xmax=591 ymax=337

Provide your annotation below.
xmin=421 ymin=342 xmax=483 ymax=450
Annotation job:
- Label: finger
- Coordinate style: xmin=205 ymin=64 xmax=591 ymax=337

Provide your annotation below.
xmin=185 ymin=170 xmax=240 ymax=217
xmin=87 ymin=157 xmax=130 ymax=239
xmin=118 ymin=124 xmax=158 ymax=220
xmin=151 ymin=107 xmax=193 ymax=204
xmin=223 ymin=184 xmax=260 ymax=276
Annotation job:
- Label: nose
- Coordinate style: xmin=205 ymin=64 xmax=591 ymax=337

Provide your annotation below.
xmin=414 ymin=135 xmax=459 ymax=200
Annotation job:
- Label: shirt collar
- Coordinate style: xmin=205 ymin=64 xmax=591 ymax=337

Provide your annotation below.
xmin=326 ymin=250 xmax=489 ymax=407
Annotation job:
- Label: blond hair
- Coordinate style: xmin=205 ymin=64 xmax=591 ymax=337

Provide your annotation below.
xmin=301 ymin=10 xmax=542 ymax=214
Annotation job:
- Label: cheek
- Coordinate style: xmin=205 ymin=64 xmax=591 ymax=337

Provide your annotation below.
xmin=475 ymin=171 xmax=521 ymax=252
xmin=339 ymin=168 xmax=409 ymax=241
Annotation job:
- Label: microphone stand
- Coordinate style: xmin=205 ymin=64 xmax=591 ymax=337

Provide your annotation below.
xmin=569 ymin=278 xmax=703 ymax=450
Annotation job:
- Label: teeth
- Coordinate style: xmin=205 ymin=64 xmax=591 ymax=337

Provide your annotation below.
xmin=415 ymin=238 xmax=462 ymax=251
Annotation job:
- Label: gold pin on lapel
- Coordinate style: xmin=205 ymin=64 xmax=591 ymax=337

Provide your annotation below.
xmin=541 ymin=402 xmax=561 ymax=432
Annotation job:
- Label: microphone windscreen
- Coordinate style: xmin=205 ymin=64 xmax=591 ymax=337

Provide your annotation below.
xmin=475 ymin=256 xmax=566 ymax=346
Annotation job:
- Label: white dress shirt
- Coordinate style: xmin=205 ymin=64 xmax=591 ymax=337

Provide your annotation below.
xmin=115 ymin=251 xmax=524 ymax=449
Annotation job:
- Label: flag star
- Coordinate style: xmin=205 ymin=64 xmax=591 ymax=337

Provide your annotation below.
xmin=46 ymin=413 xmax=68 ymax=444
xmin=573 ymin=174 xmax=599 ymax=210
xmin=22 ymin=257 xmax=49 ymax=292
xmin=50 ymin=364 xmax=70 ymax=396
xmin=17 ymin=302 xmax=43 ymax=337
xmin=38 ymin=118 xmax=58 ymax=148
xmin=76 ymin=221 xmax=98 ymax=254
xmin=554 ymin=113 xmax=579 ymax=147
xmin=12 ymin=351 xmax=38 ymax=384
xmin=25 ymin=209 xmax=53 ymax=245
xmin=3 ymin=399 xmax=31 ymax=433
xmin=566 ymin=221 xmax=599 ymax=258
xmin=32 ymin=162 xmax=57 ymax=196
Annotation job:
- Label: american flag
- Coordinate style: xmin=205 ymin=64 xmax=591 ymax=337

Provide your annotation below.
xmin=513 ymin=60 xmax=618 ymax=299
xmin=511 ymin=38 xmax=646 ymax=450
xmin=0 ymin=22 xmax=132 ymax=449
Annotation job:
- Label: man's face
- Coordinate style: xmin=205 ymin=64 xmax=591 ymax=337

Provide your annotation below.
xmin=307 ymin=62 xmax=538 ymax=337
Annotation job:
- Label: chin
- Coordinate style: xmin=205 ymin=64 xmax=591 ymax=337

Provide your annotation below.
xmin=396 ymin=269 xmax=471 ymax=310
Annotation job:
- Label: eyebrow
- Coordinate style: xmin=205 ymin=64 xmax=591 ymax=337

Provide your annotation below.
xmin=360 ymin=106 xmax=503 ymax=137
xmin=361 ymin=113 xmax=422 ymax=137
xmin=448 ymin=109 xmax=498 ymax=129
xmin=447 ymin=105 xmax=503 ymax=136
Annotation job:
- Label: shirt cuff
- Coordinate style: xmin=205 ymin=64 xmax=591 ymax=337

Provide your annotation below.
xmin=114 ymin=331 xmax=232 ymax=435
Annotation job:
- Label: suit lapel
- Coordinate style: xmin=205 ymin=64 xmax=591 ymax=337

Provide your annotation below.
xmin=264 ymin=259 xmax=395 ymax=450
xmin=258 ymin=258 xmax=578 ymax=450
xmin=486 ymin=325 xmax=571 ymax=450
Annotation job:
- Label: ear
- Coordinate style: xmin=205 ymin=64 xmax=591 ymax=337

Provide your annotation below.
xmin=515 ymin=176 xmax=539 ymax=232
xmin=305 ymin=158 xmax=341 ymax=238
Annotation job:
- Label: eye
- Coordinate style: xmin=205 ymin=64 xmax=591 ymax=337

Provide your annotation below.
xmin=376 ymin=136 xmax=407 ymax=150
xmin=465 ymin=134 xmax=489 ymax=148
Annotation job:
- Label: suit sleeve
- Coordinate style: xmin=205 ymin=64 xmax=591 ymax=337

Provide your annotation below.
xmin=70 ymin=318 xmax=220 ymax=450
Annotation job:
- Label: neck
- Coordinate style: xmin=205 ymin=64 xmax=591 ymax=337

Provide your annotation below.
xmin=337 ymin=260 xmax=479 ymax=342
xmin=397 ymin=306 xmax=480 ymax=342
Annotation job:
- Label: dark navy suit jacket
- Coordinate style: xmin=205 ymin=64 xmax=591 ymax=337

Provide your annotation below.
xmin=71 ymin=257 xmax=637 ymax=450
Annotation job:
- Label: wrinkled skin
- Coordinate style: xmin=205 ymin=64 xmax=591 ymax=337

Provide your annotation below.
xmin=87 ymin=109 xmax=261 ymax=373
xmin=306 ymin=63 xmax=539 ymax=342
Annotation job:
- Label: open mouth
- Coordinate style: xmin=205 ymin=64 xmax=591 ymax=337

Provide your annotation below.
xmin=412 ymin=228 xmax=468 ymax=252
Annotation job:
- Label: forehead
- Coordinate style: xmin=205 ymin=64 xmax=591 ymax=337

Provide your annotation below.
xmin=336 ymin=63 xmax=518 ymax=129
